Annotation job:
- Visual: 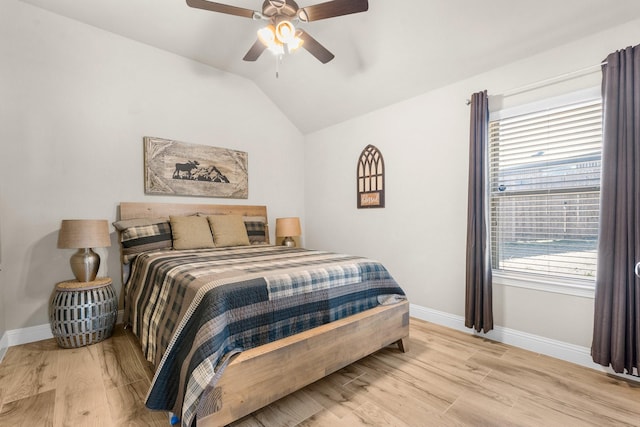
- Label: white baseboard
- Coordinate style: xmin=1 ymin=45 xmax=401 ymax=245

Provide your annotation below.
xmin=0 ymin=331 xmax=8 ymax=363
xmin=3 ymin=310 xmax=125 ymax=350
xmin=410 ymin=303 xmax=640 ymax=382
xmin=7 ymin=323 xmax=53 ymax=347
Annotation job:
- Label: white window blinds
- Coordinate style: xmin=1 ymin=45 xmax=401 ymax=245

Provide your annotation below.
xmin=489 ymin=98 xmax=602 ymax=282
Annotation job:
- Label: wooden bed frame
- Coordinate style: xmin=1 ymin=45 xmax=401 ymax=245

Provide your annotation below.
xmin=118 ymin=202 xmax=410 ymax=426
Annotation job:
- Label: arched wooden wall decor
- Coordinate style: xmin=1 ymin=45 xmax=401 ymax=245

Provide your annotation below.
xmin=357 ymin=144 xmax=385 ymax=208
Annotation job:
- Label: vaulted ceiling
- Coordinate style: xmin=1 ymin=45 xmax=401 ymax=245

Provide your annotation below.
xmin=19 ymin=0 xmax=640 ymax=133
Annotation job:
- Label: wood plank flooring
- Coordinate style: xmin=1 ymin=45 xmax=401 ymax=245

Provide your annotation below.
xmin=1 ymin=318 xmax=639 ymax=426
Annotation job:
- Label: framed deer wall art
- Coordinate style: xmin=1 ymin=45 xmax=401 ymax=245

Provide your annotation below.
xmin=143 ymin=136 xmax=248 ymax=198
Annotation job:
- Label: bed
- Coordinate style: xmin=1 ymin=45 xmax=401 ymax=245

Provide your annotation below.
xmin=117 ymin=202 xmax=409 ymax=427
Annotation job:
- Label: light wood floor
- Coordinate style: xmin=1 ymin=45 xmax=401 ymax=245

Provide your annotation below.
xmin=1 ymin=318 xmax=639 ymax=426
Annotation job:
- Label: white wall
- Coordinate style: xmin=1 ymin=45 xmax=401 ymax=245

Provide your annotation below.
xmin=0 ymin=0 xmax=305 ymax=331
xmin=305 ymin=20 xmax=640 ymax=348
xmin=0 ymin=255 xmax=6 ymax=360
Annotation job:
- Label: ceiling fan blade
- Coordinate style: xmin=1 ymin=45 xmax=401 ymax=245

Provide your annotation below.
xmin=298 ymin=0 xmax=368 ymax=22
xmin=243 ymin=39 xmax=267 ymax=61
xmin=298 ymin=30 xmax=335 ymax=64
xmin=186 ymin=0 xmax=256 ymax=19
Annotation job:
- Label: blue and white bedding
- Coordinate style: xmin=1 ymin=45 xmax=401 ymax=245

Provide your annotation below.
xmin=124 ymin=245 xmax=405 ymax=427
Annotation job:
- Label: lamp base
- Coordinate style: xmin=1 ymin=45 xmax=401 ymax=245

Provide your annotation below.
xmin=282 ymin=236 xmax=296 ymax=247
xmin=70 ymin=248 xmax=100 ymax=282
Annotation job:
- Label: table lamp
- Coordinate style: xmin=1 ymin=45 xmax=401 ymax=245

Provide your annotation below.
xmin=57 ymin=219 xmax=111 ymax=282
xmin=276 ymin=217 xmax=301 ymax=247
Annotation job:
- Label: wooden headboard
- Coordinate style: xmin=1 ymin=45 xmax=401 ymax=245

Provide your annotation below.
xmin=119 ymin=202 xmax=269 ymax=243
xmin=119 ymin=202 xmax=269 ymax=235
xmin=117 ymin=202 xmax=270 ymax=285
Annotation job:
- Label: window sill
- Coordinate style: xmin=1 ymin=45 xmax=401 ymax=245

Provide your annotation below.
xmin=492 ymin=271 xmax=595 ymax=299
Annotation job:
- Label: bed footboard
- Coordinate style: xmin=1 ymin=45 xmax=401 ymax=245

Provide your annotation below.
xmin=198 ymin=300 xmax=410 ymax=426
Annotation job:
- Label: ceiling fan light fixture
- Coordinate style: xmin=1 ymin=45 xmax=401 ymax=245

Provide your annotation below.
xmin=257 ymin=26 xmax=284 ymax=55
xmin=258 ymin=21 xmax=303 ymax=56
xmin=268 ymin=44 xmax=285 ymax=56
xmin=275 ymin=20 xmax=296 ymax=44
xmin=257 ymin=24 xmax=276 ymax=46
xmin=289 ymin=31 xmax=304 ymax=51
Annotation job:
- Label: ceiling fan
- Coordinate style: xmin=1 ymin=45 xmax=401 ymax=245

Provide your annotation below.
xmin=186 ymin=0 xmax=369 ymax=64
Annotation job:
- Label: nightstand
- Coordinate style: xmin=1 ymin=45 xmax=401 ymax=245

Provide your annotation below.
xmin=50 ymin=277 xmax=118 ymax=348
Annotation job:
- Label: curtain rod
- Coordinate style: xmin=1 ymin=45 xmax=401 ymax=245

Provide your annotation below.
xmin=465 ymin=61 xmax=608 ymax=105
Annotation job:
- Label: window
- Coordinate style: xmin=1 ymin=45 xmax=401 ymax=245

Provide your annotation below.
xmin=489 ymin=97 xmax=602 ymax=285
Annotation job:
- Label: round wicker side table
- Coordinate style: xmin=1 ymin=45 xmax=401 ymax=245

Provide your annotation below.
xmin=50 ymin=277 xmax=118 ymax=348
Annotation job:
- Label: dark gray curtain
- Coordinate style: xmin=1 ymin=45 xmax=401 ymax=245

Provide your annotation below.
xmin=592 ymin=44 xmax=640 ymax=374
xmin=465 ymin=90 xmax=493 ymax=333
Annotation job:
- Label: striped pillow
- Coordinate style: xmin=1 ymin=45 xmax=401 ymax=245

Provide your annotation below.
xmin=119 ymin=222 xmax=172 ymax=264
xmin=243 ymin=216 xmax=267 ymax=245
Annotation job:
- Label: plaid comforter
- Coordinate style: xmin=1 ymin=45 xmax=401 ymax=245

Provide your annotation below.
xmin=124 ymin=245 xmax=405 ymax=427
